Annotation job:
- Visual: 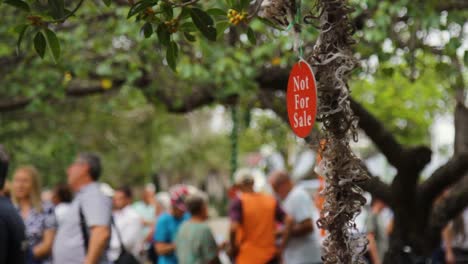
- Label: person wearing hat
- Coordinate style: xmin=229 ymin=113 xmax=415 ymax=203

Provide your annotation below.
xmin=228 ymin=168 xmax=293 ymax=264
xmin=153 ymin=185 xmax=191 ymax=264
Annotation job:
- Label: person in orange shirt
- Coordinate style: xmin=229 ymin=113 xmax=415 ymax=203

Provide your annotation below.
xmin=228 ymin=169 xmax=292 ymax=264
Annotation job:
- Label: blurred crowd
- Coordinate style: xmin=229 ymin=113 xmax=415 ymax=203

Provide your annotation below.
xmin=1 ymin=148 xmax=468 ymax=264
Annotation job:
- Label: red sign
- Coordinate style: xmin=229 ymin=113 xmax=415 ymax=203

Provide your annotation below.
xmin=287 ymin=60 xmax=317 ymax=138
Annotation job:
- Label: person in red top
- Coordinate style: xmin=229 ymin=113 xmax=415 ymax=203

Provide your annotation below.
xmin=228 ymin=169 xmax=292 ymax=264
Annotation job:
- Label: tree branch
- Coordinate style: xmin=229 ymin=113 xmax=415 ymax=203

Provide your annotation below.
xmin=349 ymin=98 xmax=404 ymax=168
xmin=0 ymin=80 xmax=124 ymax=112
xmin=436 ymin=0 xmax=468 ymax=11
xmin=429 ymin=174 xmax=468 ymax=237
xmin=419 ymin=152 xmax=468 ymax=204
xmin=351 ymin=98 xmax=432 ymax=174
xmin=454 ymin=103 xmax=468 ymax=154
xmin=152 ymin=84 xmax=235 ymax=113
xmin=0 ymin=98 xmax=32 ymax=112
xmin=359 ymin=175 xmax=393 ymax=206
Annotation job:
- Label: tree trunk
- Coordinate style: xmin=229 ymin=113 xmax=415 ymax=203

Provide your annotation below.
xmin=383 ymin=102 xmax=468 ymax=263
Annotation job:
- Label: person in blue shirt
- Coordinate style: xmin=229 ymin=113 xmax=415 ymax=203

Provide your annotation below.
xmin=154 ymin=185 xmax=191 ymax=264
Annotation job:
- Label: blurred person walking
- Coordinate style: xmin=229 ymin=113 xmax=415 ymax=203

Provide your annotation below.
xmin=444 ymin=207 xmax=468 ymax=264
xmin=365 ymin=198 xmax=390 ymax=264
xmin=133 ymin=184 xmax=157 ymax=238
xmin=12 ymin=166 xmax=57 ymax=264
xmin=153 ymin=185 xmax=191 ymax=264
xmin=133 ymin=184 xmax=162 ymax=263
xmin=228 ymin=169 xmax=292 ymax=264
xmin=0 ymin=145 xmax=27 ymax=264
xmin=52 ymin=153 xmax=112 ymax=264
xmin=51 ymin=183 xmax=73 ymax=227
xmin=175 ymin=193 xmax=220 ymax=264
xmin=108 ymin=186 xmax=142 ymax=263
xmin=269 ymin=171 xmax=322 ymax=264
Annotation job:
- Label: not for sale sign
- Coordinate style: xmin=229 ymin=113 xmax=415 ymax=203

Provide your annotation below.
xmin=287 ymin=60 xmax=317 ymax=138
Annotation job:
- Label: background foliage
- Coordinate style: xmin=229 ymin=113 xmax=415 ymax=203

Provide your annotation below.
xmin=0 ymin=0 xmax=466 ymax=186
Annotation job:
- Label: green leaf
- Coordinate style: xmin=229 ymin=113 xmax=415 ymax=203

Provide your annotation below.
xmin=179 ymin=22 xmax=197 ymax=32
xmin=44 ymin=28 xmax=61 ymax=62
xmin=160 ymin=2 xmax=173 ymax=19
xmin=15 ymin=24 xmax=29 ymax=55
xmin=166 ymin=41 xmax=178 ymax=71
xmin=4 ymin=0 xmax=30 ymax=12
xmin=207 ymin=8 xmax=226 ymax=17
xmin=225 ymin=0 xmax=234 ymax=7
xmin=382 ymin=67 xmax=394 ymax=77
xmin=103 ymin=0 xmax=112 ymax=6
xmin=49 ymin=0 xmax=65 ymax=19
xmin=216 ymin=21 xmax=230 ymax=39
xmin=184 ymin=32 xmax=196 ymax=42
xmin=226 ymin=0 xmax=239 ymax=9
xmin=247 ymin=27 xmax=256 ymax=45
xmin=127 ymin=0 xmax=158 ymax=19
xmin=34 ymin=32 xmax=46 ymax=58
xmin=190 ymin=8 xmax=217 ymax=41
xmin=156 ymin=23 xmax=170 ymax=46
xmin=141 ymin=22 xmax=153 ymax=38
xmin=464 ymin=51 xmax=468 ymax=66
xmin=179 ymin=7 xmax=191 ymax=19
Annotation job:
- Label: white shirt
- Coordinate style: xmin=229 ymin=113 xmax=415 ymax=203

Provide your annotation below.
xmin=132 ymin=201 xmax=156 ymax=240
xmin=282 ymin=186 xmax=322 ymax=264
xmin=53 ymin=183 xmax=112 ymax=264
xmin=108 ymin=206 xmax=143 ymax=261
xmin=54 ymin=202 xmax=71 ymax=227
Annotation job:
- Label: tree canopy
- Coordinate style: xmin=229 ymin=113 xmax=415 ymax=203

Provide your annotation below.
xmin=1 ymin=0 xmax=468 ymax=260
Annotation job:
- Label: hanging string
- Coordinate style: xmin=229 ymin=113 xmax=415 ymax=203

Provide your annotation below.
xmin=287 ymin=0 xmax=304 ymax=59
xmin=230 ymin=106 xmax=239 ymax=180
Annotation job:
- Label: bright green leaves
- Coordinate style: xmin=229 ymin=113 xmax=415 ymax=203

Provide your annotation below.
xmin=189 ymin=8 xmax=217 ymax=41
xmin=5 ymin=0 xmax=264 ymax=71
xmin=14 ymin=19 xmax=62 ymax=61
xmin=31 ymin=29 xmax=61 ymax=62
xmin=34 ymin=32 xmax=46 ymax=58
xmin=125 ymin=1 xmax=221 ymax=70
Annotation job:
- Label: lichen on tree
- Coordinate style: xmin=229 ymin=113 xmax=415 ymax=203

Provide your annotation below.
xmin=307 ymin=0 xmax=369 ymax=263
xmin=261 ymin=0 xmax=369 ymax=262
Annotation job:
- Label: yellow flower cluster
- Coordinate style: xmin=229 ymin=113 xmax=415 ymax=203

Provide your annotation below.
xmin=227 ymin=9 xmax=246 ymax=26
xmin=63 ymin=72 xmax=72 ymax=83
xmin=101 ymin=79 xmax=112 ymax=90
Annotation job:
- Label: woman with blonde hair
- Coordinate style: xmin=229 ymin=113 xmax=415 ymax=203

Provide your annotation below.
xmin=12 ymin=166 xmax=57 ymax=264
